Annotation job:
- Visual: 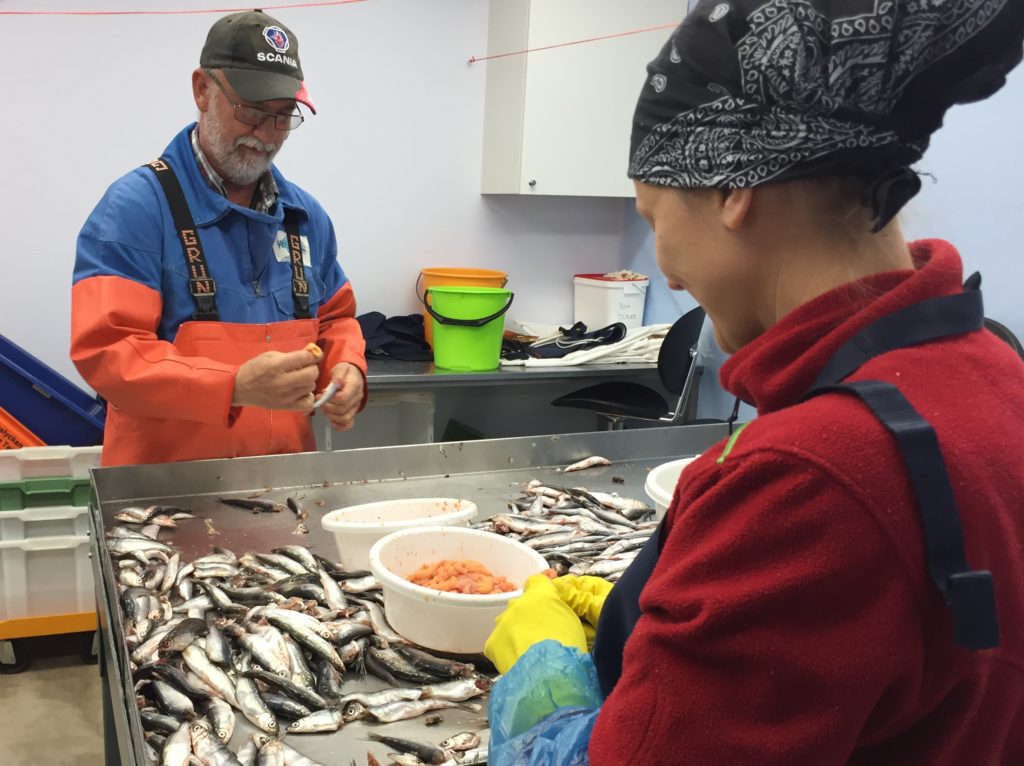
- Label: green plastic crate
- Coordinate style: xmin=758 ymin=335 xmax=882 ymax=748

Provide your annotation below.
xmin=0 ymin=476 xmax=93 ymax=511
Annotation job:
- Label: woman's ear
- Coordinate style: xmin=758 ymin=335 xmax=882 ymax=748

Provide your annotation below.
xmin=721 ymin=187 xmax=754 ymax=231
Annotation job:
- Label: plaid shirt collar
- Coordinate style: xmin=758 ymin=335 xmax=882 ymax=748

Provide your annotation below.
xmin=190 ymin=127 xmax=278 ymax=213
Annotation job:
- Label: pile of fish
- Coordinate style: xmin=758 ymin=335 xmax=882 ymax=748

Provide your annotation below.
xmin=107 ymin=504 xmax=491 ymax=766
xmin=476 ymin=480 xmax=658 ymax=582
xmin=107 ymin=467 xmax=656 ymax=765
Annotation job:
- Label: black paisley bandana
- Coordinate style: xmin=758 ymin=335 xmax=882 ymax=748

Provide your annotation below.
xmin=629 ymin=0 xmax=1024 ymax=230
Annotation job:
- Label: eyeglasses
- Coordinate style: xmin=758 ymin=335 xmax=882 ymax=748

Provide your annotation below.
xmin=206 ymin=71 xmax=304 ymax=132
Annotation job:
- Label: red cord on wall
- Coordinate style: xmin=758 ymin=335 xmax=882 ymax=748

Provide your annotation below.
xmin=468 ymin=22 xmax=678 ymax=65
xmin=0 ymin=0 xmax=367 ymax=15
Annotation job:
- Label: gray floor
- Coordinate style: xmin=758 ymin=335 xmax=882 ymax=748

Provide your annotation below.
xmin=0 ymin=634 xmax=104 ymax=765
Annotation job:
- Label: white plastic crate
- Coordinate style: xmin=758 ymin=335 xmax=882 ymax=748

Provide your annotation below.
xmin=0 ymin=445 xmax=102 ymax=481
xmin=0 ymin=535 xmax=95 ymax=620
xmin=0 ymin=505 xmax=90 ymax=541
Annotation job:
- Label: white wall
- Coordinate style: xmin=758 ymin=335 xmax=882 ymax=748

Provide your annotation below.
xmin=0 ymin=0 xmax=626 ymax=390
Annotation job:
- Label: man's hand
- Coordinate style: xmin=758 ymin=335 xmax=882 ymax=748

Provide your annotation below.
xmin=232 ymin=348 xmax=320 ymax=410
xmin=319 ymin=362 xmax=364 ymax=431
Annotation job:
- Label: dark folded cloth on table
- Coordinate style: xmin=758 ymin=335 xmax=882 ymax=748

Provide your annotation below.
xmin=357 ymin=312 xmax=434 ymax=362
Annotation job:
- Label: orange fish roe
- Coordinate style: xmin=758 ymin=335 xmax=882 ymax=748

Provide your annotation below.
xmin=406 ymin=558 xmax=517 ymax=595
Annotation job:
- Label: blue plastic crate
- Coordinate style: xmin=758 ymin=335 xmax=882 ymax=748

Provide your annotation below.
xmin=0 ymin=334 xmax=105 ymax=447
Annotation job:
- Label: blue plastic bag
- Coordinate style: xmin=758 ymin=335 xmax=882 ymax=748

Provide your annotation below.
xmin=488 ymin=640 xmax=603 ymax=766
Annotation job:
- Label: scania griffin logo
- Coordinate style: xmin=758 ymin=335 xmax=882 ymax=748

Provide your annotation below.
xmin=263 ymin=26 xmax=290 ymax=53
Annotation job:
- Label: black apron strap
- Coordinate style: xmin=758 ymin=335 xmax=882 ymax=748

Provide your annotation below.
xmin=145 ymin=158 xmax=219 ymax=321
xmin=284 ymin=209 xmax=311 ymax=320
xmin=591 ymin=520 xmax=664 ymax=697
xmin=806 ymin=380 xmax=999 ymax=650
xmin=809 ymin=290 xmax=983 ymax=391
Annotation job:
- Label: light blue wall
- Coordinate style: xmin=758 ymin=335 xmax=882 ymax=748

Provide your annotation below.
xmin=901 ymin=64 xmax=1024 ymax=343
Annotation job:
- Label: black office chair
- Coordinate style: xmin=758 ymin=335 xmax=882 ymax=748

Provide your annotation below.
xmin=551 ymin=306 xmax=707 ymax=430
xmin=985 ymin=317 xmax=1024 ymax=360
xmin=963 ymin=274 xmax=1024 ymax=361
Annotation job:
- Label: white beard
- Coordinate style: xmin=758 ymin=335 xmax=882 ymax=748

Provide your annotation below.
xmin=201 ymin=106 xmax=283 ymax=186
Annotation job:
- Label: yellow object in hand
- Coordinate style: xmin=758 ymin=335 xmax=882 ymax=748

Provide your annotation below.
xmin=551 ymin=575 xmax=614 ymax=628
xmin=484 ymin=574 xmax=588 ymax=675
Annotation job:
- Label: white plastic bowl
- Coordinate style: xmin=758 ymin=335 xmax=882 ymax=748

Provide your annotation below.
xmin=321 ymin=498 xmax=477 ymax=571
xmin=369 ymin=525 xmax=549 ymax=654
xmin=645 ymin=456 xmax=700 ymax=520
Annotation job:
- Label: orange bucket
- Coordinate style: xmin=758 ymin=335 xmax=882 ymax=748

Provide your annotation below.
xmin=417 ymin=268 xmax=508 ymax=348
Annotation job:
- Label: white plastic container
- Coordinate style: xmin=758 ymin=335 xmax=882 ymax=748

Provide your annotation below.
xmin=0 ymin=535 xmax=95 ymax=620
xmin=0 ymin=445 xmax=102 ymax=481
xmin=369 ymin=525 xmax=549 ymax=654
xmin=645 ymin=456 xmax=700 ymax=520
xmin=0 ymin=505 xmax=90 ymax=541
xmin=321 ymin=498 xmax=477 ymax=572
xmin=573 ymin=273 xmax=649 ymax=330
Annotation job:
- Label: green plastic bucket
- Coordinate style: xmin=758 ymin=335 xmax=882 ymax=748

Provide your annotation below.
xmin=424 ymin=286 xmax=514 ymax=371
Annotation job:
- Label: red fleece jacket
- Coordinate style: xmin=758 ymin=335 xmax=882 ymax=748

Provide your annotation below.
xmin=589 ymin=240 xmax=1024 ymax=765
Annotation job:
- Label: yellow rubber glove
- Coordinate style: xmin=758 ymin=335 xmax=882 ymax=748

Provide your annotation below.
xmin=551 ymin=575 xmax=615 ymax=628
xmin=484 ymin=574 xmax=588 ymax=675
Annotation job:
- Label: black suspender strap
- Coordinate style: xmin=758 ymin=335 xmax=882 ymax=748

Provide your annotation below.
xmin=145 ymin=158 xmax=219 ymax=321
xmin=284 ymin=209 xmax=311 ymax=320
xmin=809 ymin=290 xmax=984 ymax=391
xmin=147 ymin=158 xmax=312 ymax=321
xmin=807 ymin=380 xmax=1000 ymax=650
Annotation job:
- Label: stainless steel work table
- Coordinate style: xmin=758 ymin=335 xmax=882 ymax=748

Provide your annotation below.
xmin=323 ymin=359 xmax=666 ymax=450
xmin=89 ymin=423 xmax=729 ymax=765
xmin=365 ymin=359 xmax=660 ymax=389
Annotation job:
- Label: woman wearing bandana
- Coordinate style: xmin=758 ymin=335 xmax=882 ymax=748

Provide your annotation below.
xmin=483 ymin=2 xmax=1024 ymax=764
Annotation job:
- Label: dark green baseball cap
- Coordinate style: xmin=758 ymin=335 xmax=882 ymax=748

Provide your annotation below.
xmin=200 ymin=9 xmax=316 ymax=113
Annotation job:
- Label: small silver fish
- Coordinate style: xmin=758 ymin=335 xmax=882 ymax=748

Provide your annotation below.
xmin=420 ymin=677 xmax=489 ymax=702
xmin=182 ymin=645 xmax=239 ymax=708
xmin=312 ymin=380 xmax=339 ymax=409
xmin=188 ymin=719 xmax=243 ymax=766
xmin=106 ymin=537 xmax=172 ymax=556
xmin=570 ymin=555 xmax=636 ymax=578
xmin=160 ymin=721 xmax=192 ymax=766
xmin=149 ymin=679 xmax=195 ymax=720
xmin=562 ymin=455 xmax=612 ymax=473
xmin=119 ymin=569 xmax=145 ymax=588
xmin=235 ymin=739 xmax=258 ymax=766
xmin=361 ymin=698 xmax=461 ymax=724
xmin=256 ymin=738 xmax=285 ymax=766
xmin=286 ymin=708 xmax=343 ymax=733
xmin=338 ymin=575 xmax=381 ymax=593
xmin=387 ymin=755 xmax=426 ymax=766
xmin=205 ymin=697 xmax=236 ymax=743
xmin=439 ymin=731 xmax=481 ymax=752
xmin=148 ymin=514 xmax=178 ymax=528
xmin=235 ymin=672 xmax=280 ymax=735
xmin=338 ymin=687 xmax=422 ymax=708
